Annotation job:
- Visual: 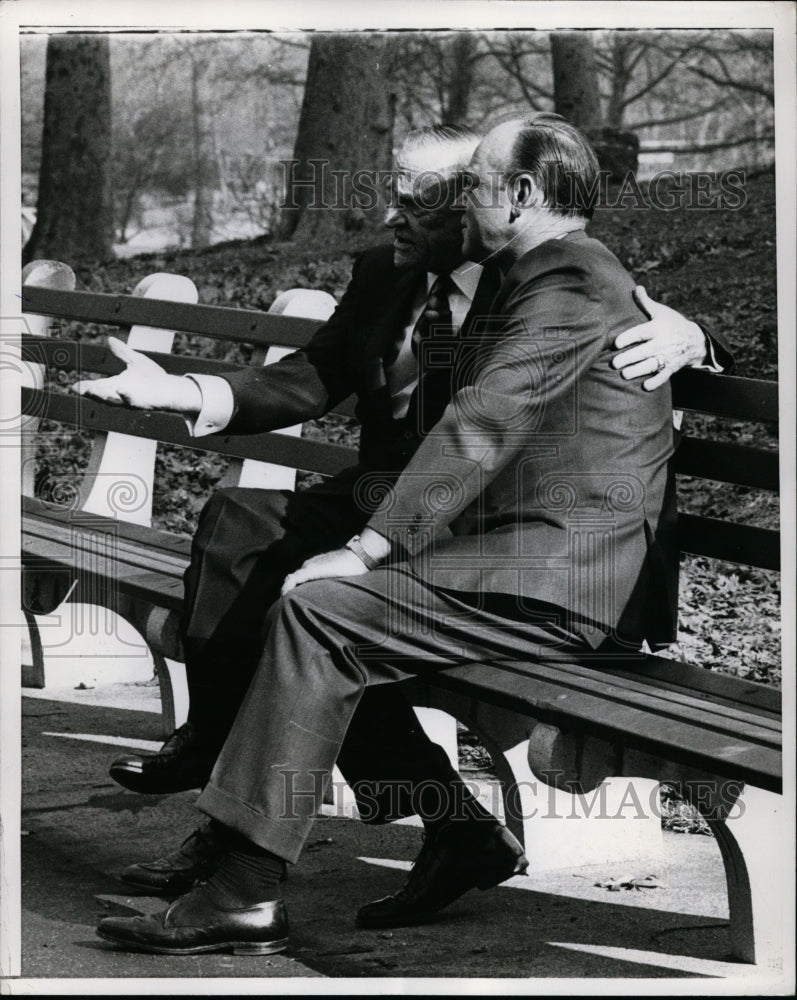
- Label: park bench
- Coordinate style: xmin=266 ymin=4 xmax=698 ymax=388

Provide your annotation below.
xmin=19 ymin=260 xmax=782 ymax=966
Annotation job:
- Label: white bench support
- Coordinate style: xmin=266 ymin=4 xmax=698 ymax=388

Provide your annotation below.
xmin=219 ymin=287 xmax=337 ymax=491
xmin=21 ymin=261 xmax=77 ymax=688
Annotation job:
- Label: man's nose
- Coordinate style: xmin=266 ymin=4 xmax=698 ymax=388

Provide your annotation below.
xmin=384 ymin=204 xmax=405 ymax=227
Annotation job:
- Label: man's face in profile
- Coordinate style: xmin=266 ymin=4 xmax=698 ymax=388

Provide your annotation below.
xmin=384 ymin=143 xmax=467 ymax=274
xmin=460 ymin=123 xmax=517 ymax=266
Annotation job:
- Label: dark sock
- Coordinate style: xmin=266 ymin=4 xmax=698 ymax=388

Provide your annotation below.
xmin=185 ymin=693 xmax=239 ymax=749
xmin=203 ymin=828 xmax=286 ymax=906
xmin=418 ymin=776 xmax=498 ymax=837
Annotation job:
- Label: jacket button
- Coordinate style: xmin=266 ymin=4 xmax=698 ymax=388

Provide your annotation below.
xmin=407 ymin=526 xmax=418 ymax=535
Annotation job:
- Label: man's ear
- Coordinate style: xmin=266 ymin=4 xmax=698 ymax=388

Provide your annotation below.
xmin=508 ymin=173 xmax=540 ymax=222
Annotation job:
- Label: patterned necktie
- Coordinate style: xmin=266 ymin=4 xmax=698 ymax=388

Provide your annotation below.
xmin=408 ymin=274 xmax=458 ymax=434
xmin=411 ymin=275 xmax=453 ymax=358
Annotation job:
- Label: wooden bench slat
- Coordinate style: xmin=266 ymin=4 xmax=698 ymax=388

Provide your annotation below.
xmin=490 ymin=658 xmax=781 ymax=746
xmin=21 ymin=336 xmax=358 ymax=420
xmin=22 ymin=286 xmax=324 ymax=350
xmin=25 ymin=507 xmax=783 ymax=734
xmin=678 ymin=513 xmax=780 ymax=569
xmin=22 ymin=388 xmax=356 ymax=477
xmin=24 ymin=517 xmax=190 ymax=580
xmin=22 ymin=496 xmax=192 ymax=557
xmin=22 ymin=496 xmax=192 ymax=555
xmin=23 ymin=532 xmax=186 ymax=612
xmin=673 ymin=437 xmax=779 ymax=491
xmin=568 ymin=664 xmax=781 ymax=731
xmin=672 ymin=370 xmax=779 ymax=422
xmin=423 ymin=663 xmax=782 ymax=791
xmin=609 ymin=656 xmax=781 ymax=714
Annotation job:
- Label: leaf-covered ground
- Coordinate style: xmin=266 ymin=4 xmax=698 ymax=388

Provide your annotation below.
xmin=36 ymin=169 xmax=780 ymax=692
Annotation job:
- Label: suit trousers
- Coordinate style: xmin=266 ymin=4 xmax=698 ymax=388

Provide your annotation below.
xmin=180 ymin=483 xmax=466 ymax=824
xmin=196 ymin=563 xmax=610 ymax=864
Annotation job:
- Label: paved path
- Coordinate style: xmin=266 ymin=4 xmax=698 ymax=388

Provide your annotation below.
xmin=3 ymin=687 xmax=788 ymax=993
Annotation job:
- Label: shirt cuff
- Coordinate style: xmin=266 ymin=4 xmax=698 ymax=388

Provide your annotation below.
xmin=183 ymin=374 xmax=235 ymax=437
xmin=693 ymin=335 xmax=724 ymax=373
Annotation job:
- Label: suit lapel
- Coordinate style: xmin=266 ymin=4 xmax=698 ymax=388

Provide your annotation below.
xmin=366 ymin=265 xmax=423 ymax=363
xmin=462 ymin=265 xmax=502 ymax=338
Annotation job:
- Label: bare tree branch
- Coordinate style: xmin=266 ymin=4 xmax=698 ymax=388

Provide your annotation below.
xmin=621 ymin=43 xmax=704 ymax=108
xmin=641 ymin=131 xmax=773 ymax=154
xmin=683 ymin=60 xmax=774 ymax=102
xmin=629 ymin=94 xmax=737 ymax=129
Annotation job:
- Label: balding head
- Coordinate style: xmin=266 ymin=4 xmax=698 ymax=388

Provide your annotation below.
xmin=460 ymin=114 xmax=598 ymax=267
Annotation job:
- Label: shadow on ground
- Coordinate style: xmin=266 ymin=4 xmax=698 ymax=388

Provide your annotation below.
xmin=18 ymin=698 xmax=749 ymax=983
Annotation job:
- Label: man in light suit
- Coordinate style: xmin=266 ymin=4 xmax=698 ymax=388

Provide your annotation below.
xmin=94 ymin=115 xmax=722 ymax=955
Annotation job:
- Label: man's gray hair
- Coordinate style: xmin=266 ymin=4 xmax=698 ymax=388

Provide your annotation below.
xmin=399 ymin=124 xmax=480 ymax=176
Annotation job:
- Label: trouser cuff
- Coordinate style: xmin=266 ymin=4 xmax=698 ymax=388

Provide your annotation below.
xmin=197 ymin=782 xmax=309 ymax=865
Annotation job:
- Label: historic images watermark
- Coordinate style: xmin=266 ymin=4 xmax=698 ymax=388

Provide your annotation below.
xmin=279 ymin=160 xmax=748 ymax=215
xmin=275 ymin=769 xmax=747 ymax=824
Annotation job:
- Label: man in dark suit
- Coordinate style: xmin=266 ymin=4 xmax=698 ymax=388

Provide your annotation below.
xmin=95 ymin=114 xmax=719 ymax=955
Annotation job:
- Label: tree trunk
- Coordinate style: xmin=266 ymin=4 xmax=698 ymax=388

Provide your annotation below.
xmin=280 ymin=34 xmax=396 ymax=242
xmin=550 ymin=31 xmax=603 ymax=128
xmin=606 ymin=35 xmax=631 ymax=129
xmin=442 ymin=33 xmax=476 ymax=123
xmin=23 ymin=34 xmax=113 ymax=264
xmin=551 ymin=31 xmax=639 ymax=180
xmin=189 ymin=53 xmax=214 ymax=249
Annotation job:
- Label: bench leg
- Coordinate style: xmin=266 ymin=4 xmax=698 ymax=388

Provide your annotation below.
xmin=21 ymin=609 xmax=45 ymax=689
xmin=505 ymin=728 xmax=662 ymax=871
xmin=150 ymin=651 xmax=177 ymax=739
xmin=708 ymin=785 xmax=784 ymax=966
xmin=409 ymin=692 xmax=663 ymax=871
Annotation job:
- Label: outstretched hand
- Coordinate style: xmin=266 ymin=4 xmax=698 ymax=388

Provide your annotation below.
xmin=73 ymin=337 xmax=201 ymax=413
xmin=612 ymin=286 xmax=708 ymax=391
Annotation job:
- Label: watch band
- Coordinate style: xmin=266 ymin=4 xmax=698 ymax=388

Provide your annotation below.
xmin=345 ymin=535 xmax=381 ymax=570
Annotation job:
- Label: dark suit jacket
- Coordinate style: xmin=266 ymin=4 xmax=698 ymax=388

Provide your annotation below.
xmin=220 ymin=244 xmax=500 ymax=476
xmin=367 ymin=230 xmax=680 ymax=649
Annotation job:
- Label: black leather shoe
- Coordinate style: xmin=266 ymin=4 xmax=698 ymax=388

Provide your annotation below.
xmin=109 ymin=723 xmax=218 ymax=794
xmin=120 ymin=822 xmax=225 ymax=895
xmin=356 ymin=822 xmax=528 ymax=928
xmin=97 ymin=884 xmax=288 ymax=955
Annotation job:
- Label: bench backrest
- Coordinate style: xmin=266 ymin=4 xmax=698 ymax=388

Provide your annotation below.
xmin=21 ymin=266 xmax=780 ymax=572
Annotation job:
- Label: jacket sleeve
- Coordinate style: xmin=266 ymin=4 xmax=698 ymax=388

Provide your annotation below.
xmin=699 ymin=325 xmax=735 ymax=374
xmin=219 ymin=253 xmax=369 ymax=434
xmin=366 ymin=261 xmax=617 ymax=554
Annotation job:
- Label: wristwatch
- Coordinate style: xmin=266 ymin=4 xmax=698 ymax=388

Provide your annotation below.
xmin=345 ymin=534 xmax=383 ymax=570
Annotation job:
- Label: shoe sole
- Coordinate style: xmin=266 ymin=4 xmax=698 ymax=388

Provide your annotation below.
xmin=96 ymin=929 xmax=288 ymax=956
xmin=356 ymin=853 xmax=530 ymax=928
xmin=109 ymin=765 xmax=204 ymax=795
xmin=474 ymin=852 xmax=529 ymax=889
xmin=118 ymin=875 xmax=197 ymax=896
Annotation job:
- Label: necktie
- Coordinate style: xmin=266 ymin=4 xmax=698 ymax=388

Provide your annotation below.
xmin=407 ymin=275 xmax=458 ymax=434
xmin=411 ymin=275 xmax=453 ymax=358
